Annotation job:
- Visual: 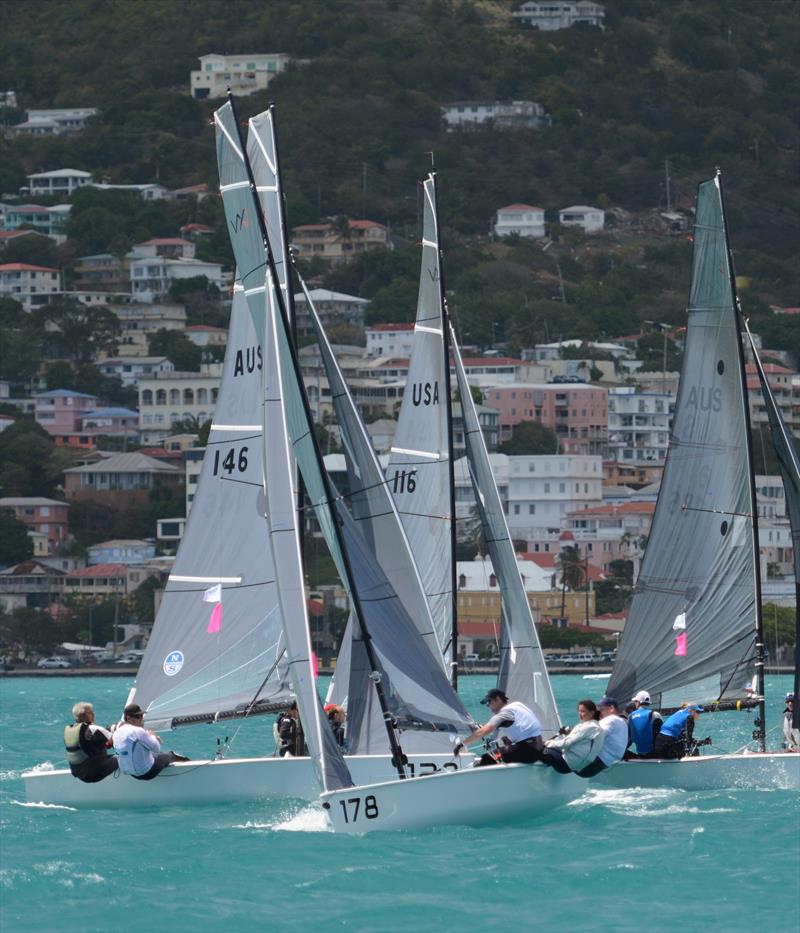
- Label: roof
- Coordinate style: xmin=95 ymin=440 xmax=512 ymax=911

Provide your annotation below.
xmin=0 ymin=263 xmax=58 ymax=273
xmin=70 ymin=563 xmax=129 ymax=577
xmin=88 ymin=539 xmax=153 ymax=548
xmin=82 ymin=407 xmax=139 ymax=418
xmin=0 ymin=560 xmax=65 ymax=577
xmin=566 ymin=502 xmax=656 ymax=517
xmin=27 ymin=169 xmax=92 ymax=179
xmin=64 ymin=452 xmax=180 ymax=474
xmin=295 ymin=288 xmax=368 ymax=305
xmin=180 ymin=223 xmax=214 ymax=233
xmin=0 ymin=497 xmax=68 ymax=508
xmin=745 ymin=362 xmax=794 ymax=375
xmin=461 ymin=357 xmax=524 ymax=367
xmin=35 ymin=389 xmax=97 ymax=399
xmin=137 ymin=237 xmax=193 ymax=247
xmin=0 ymin=230 xmax=42 ymax=240
xmin=100 ymin=356 xmax=170 ymax=366
xmin=497 ymin=203 xmax=544 ymax=212
xmin=366 ymin=323 xmax=414 ymax=332
xmin=560 ymin=205 xmax=603 ymax=213
xmin=185 ymin=324 xmax=226 ymax=333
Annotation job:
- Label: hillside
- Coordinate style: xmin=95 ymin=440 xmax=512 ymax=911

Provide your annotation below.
xmin=0 ymin=0 xmax=798 ymax=355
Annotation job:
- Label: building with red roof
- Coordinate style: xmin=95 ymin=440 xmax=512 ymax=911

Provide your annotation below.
xmin=291 ymin=218 xmax=390 ymax=265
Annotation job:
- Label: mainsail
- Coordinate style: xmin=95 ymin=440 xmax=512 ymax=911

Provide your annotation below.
xmin=452 ymin=332 xmax=562 ymax=734
xmin=385 ymin=175 xmax=456 ymax=666
xmin=743 ymin=320 xmax=800 ymax=727
xmin=130 ymin=284 xmax=292 ymax=731
xmin=609 ymin=173 xmax=761 ymax=711
xmin=215 ymin=98 xmax=352 ymax=793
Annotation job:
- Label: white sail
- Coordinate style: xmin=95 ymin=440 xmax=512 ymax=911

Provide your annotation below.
xmin=129 ymin=284 xmax=292 ymax=731
xmin=387 ymin=175 xmax=454 ymax=664
xmin=451 ymin=332 xmax=561 ymax=733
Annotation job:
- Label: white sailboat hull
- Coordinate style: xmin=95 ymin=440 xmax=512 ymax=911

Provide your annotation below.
xmin=591 ymin=751 xmax=800 ymax=791
xmin=21 ymin=753 xmax=467 ymax=809
xmin=321 ymin=762 xmax=583 ymax=833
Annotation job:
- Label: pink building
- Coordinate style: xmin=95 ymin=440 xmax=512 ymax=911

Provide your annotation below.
xmin=0 ymin=496 xmax=70 ymax=554
xmin=34 ymin=389 xmax=98 ymax=436
xmin=484 ymin=383 xmax=608 ymax=455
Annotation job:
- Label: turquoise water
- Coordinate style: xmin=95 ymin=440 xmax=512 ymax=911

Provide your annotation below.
xmin=1 ymin=674 xmax=798 ymax=933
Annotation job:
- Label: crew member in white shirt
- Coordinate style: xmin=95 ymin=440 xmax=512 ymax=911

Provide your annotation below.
xmin=455 ymin=688 xmax=544 ymax=765
xmin=112 ymin=704 xmax=189 ymax=781
xmin=589 ymin=696 xmax=630 ymax=775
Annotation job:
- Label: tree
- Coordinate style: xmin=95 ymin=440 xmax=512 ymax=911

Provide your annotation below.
xmin=498 ymin=420 xmax=559 ymax=455
xmin=148 ymin=329 xmax=201 ymax=372
xmin=0 ymin=509 xmax=34 ymax=566
xmin=34 ymin=301 xmax=120 ymax=362
xmin=557 ymin=545 xmax=585 ymax=591
xmin=0 ymin=421 xmax=59 ymax=497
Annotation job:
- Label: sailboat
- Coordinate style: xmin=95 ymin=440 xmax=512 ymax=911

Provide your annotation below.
xmin=593 ymin=172 xmax=799 ymax=791
xmin=20 ymin=111 xmax=470 ymax=808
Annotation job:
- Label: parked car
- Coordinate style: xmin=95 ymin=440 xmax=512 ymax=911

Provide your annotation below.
xmin=37 ymin=657 xmax=71 ymax=669
xmin=463 ymin=653 xmax=479 ymax=664
xmin=114 ymin=654 xmax=140 ymax=665
xmin=560 ymin=653 xmax=596 ymax=665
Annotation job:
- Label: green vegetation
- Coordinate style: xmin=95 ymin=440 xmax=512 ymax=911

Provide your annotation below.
xmin=498 ymin=420 xmax=559 ymax=455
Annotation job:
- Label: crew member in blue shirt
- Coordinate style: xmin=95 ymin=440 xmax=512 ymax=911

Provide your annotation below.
xmin=626 ymin=690 xmax=662 ymax=758
xmin=653 ymin=705 xmax=703 ymax=759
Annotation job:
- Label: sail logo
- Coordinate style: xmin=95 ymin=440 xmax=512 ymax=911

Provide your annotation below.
xmin=230 ymin=208 xmax=250 ymax=233
xmin=411 ymin=381 xmax=439 ymax=406
xmin=686 ymin=385 xmax=721 ymax=412
xmin=427 ymin=268 xmax=440 ymax=282
xmin=233 ymin=345 xmax=263 ymax=377
xmin=163 ymin=650 xmax=184 ymax=677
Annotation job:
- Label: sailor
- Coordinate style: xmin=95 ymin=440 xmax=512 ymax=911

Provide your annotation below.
xmin=275 ymin=701 xmax=306 ymax=757
xmin=626 ymin=690 xmax=662 ymax=758
xmin=783 ymin=693 xmax=799 ymax=751
xmin=324 ymin=703 xmax=347 ymax=749
xmin=652 ymin=704 xmax=704 ymax=759
xmin=63 ymin=701 xmax=118 ymax=784
xmin=539 ymin=698 xmax=605 ymax=777
xmin=579 ymin=696 xmax=629 ymax=775
xmin=454 ymin=688 xmax=543 ymax=765
xmin=112 ymin=704 xmax=189 ymax=780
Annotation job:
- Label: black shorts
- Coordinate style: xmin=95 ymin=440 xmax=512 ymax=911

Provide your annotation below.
xmin=70 ymin=756 xmax=118 ymax=784
xmin=132 ymin=751 xmax=178 ymax=781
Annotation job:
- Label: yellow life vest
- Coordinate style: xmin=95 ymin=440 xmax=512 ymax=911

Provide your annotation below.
xmin=64 ymin=722 xmax=88 ymax=766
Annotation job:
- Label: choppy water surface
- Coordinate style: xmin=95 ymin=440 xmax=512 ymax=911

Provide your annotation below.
xmin=1 ymin=675 xmax=798 ymax=933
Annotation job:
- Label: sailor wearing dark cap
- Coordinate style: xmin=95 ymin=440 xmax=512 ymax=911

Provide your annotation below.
xmin=782 ymin=693 xmax=799 ymax=751
xmin=112 ymin=703 xmax=190 ymax=781
xmin=454 ymin=689 xmax=544 ymax=766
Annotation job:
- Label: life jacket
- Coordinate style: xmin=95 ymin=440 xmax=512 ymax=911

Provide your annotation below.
xmin=64 ymin=722 xmax=88 ymax=766
xmin=628 ymin=707 xmax=655 ymax=754
xmin=659 ymin=707 xmax=693 ymax=739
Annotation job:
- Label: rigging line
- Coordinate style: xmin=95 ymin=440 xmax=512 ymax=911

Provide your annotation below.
xmin=206 ymin=432 xmax=263 ymax=445
xmin=241 ymin=649 xmax=288 ymax=721
xmin=717 ymin=633 xmax=757 ymax=701
xmin=164 ymin=579 xmax=276 ymax=594
xmin=215 ymin=476 xmax=265 ymax=489
xmin=681 ymin=505 xmax=754 ymax=518
xmin=396 ymin=508 xmax=450 ymax=521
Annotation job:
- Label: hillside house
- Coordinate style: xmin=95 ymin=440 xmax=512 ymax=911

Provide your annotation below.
xmin=513 ymin=2 xmax=605 ymax=30
xmin=494 ymin=204 xmax=546 ymax=238
xmin=558 ymin=205 xmax=605 ymax=233
xmin=190 ymin=53 xmax=291 ymax=99
xmin=25 ymin=169 xmax=93 ymax=196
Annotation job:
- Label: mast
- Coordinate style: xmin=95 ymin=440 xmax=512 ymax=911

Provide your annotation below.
xmin=265 ymin=103 xmax=306 ymax=565
xmin=430 ymin=173 xmax=459 ymax=689
xmin=227 ymin=94 xmax=407 ymax=779
xmin=718 ymin=170 xmax=766 ymax=751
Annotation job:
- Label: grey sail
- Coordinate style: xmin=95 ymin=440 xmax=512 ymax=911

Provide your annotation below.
xmin=130 ymin=284 xmax=292 ymax=731
xmin=743 ymin=321 xmax=800 ymax=725
xmin=215 ymin=99 xmax=352 ymax=793
xmin=298 ymin=276 xmax=474 ymax=749
xmin=386 ymin=175 xmax=454 ymax=664
xmin=451 ymin=332 xmax=562 ymax=734
xmin=609 ymin=175 xmax=759 ymax=710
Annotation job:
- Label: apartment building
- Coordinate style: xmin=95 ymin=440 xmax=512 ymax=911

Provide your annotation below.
xmin=0 ymin=263 xmax=60 ymax=310
xmin=365 ymin=324 xmax=415 ymax=358
xmin=190 ymin=52 xmax=291 ymax=99
xmin=291 ymin=219 xmax=390 ymax=265
xmin=0 ymin=497 xmax=69 ymax=555
xmin=98 ymin=357 xmax=175 ymax=387
xmin=12 ymin=108 xmax=98 ymax=135
xmin=34 ymin=389 xmax=98 ymax=436
xmin=294 ymin=288 xmax=368 ymax=336
xmin=607 ymin=386 xmax=673 ymax=462
xmin=442 ymin=100 xmax=550 ymax=130
xmin=64 ymin=452 xmax=183 ymax=507
xmin=25 ymin=168 xmax=93 ymax=196
xmin=138 ymin=366 xmax=221 ymax=443
xmin=513 ymin=2 xmax=605 ymax=30
xmin=2 ymin=204 xmax=72 ymax=239
xmin=746 ymin=362 xmax=799 ymax=433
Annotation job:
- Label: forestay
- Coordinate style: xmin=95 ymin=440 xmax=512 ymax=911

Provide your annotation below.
xmin=386 ymin=175 xmax=454 ymax=663
xmin=451 ymin=334 xmax=561 ymax=734
xmin=215 ymin=99 xmax=352 ymax=793
xmin=130 ymin=285 xmax=292 ymax=732
xmin=609 ymin=175 xmax=759 ymax=709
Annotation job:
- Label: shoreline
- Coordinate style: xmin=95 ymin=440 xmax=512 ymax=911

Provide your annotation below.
xmin=2 ymin=665 xmax=794 ymax=678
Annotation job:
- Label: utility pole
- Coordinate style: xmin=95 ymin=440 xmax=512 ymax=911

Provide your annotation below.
xmin=361 ymin=162 xmax=367 ymax=218
xmin=664 ymin=159 xmax=672 ymax=212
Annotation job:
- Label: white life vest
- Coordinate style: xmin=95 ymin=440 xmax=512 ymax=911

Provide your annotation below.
xmin=493 ymin=701 xmax=542 ymax=744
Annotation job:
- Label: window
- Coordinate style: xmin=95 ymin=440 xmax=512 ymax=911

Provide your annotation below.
xmin=529 ymin=504 xmax=535 ymax=514
xmin=514 ymin=504 xmax=520 ymax=515
xmin=544 ymin=483 xmax=550 ymax=493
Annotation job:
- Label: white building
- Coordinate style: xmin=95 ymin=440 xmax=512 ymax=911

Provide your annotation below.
xmin=128 ymin=256 xmax=223 ymax=302
xmin=494 ymin=204 xmax=546 ymax=239
xmin=184 ymin=446 xmax=205 ymax=516
xmin=294 ymin=288 xmax=368 ymax=336
xmin=130 ymin=238 xmax=196 ymax=260
xmin=98 ymin=357 xmax=175 ymax=387
xmin=0 ymin=263 xmax=60 ymax=310
xmin=457 ymin=556 xmax=553 ymax=593
xmin=2 ymin=203 xmax=72 ymax=240
xmin=530 ymin=339 xmax=632 ymax=362
xmin=365 ymin=323 xmax=415 ymax=358
xmin=25 ymin=169 xmax=93 ymax=197
xmin=607 ymin=386 xmax=673 ymax=463
xmin=190 ymin=52 xmax=291 ymax=99
xmin=442 ymin=100 xmax=550 ymax=130
xmin=513 ymin=2 xmax=605 ymax=31
xmin=0 ymin=91 xmax=18 ymax=109
xmin=138 ymin=366 xmax=221 ymax=443
xmin=110 ymin=302 xmax=187 ymax=354
xmin=506 ymin=455 xmax=603 ymax=540
xmin=89 ymin=182 xmax=169 ymax=200
xmin=12 ymin=108 xmax=99 ymax=136
xmin=558 ymin=205 xmax=605 ymax=234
